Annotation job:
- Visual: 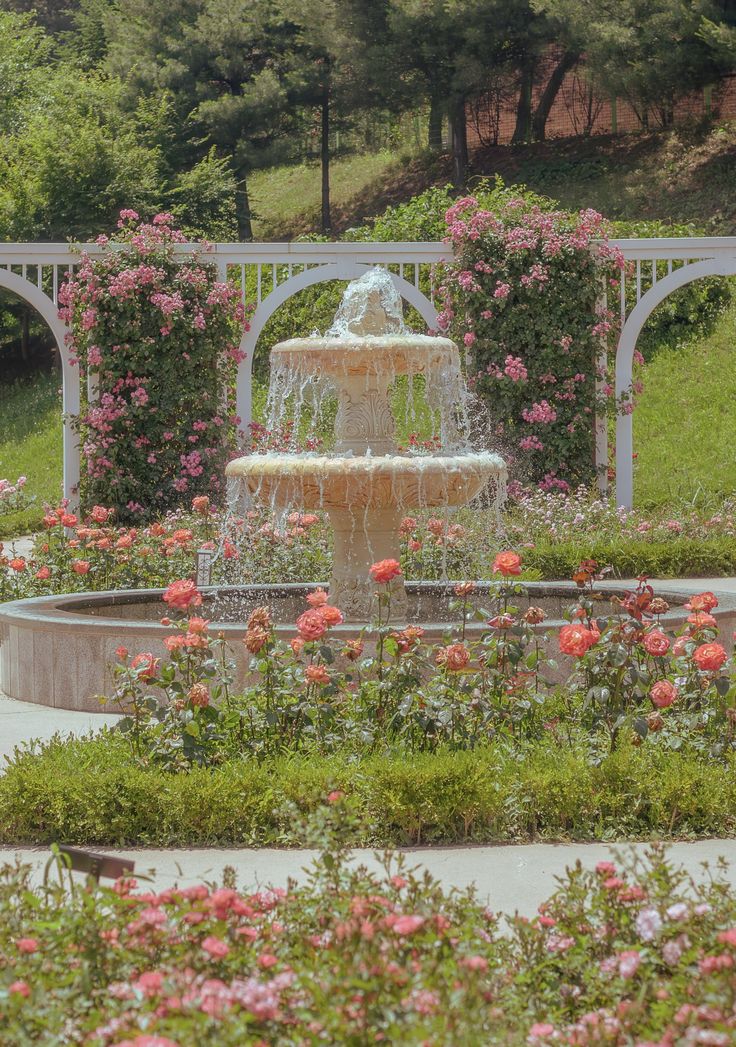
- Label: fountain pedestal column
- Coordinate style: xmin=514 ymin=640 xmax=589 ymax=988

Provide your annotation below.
xmin=334 ymin=376 xmax=396 ymax=456
xmin=328 ymin=507 xmax=407 ymax=621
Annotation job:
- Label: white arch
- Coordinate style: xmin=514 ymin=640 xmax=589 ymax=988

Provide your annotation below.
xmin=615 ymin=257 xmax=736 ymax=508
xmin=0 ymin=270 xmax=79 ymax=510
xmin=234 ymin=262 xmax=440 ymax=434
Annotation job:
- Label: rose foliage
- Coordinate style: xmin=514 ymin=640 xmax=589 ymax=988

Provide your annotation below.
xmin=58 ymin=211 xmax=246 ymax=522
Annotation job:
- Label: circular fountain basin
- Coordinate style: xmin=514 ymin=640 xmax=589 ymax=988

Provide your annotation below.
xmin=271 ymin=334 xmax=456 ymax=377
xmin=225 ymin=453 xmax=505 ymax=510
xmin=2 ymin=582 xmax=735 ymax=712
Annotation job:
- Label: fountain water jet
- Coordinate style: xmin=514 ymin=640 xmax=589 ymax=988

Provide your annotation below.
xmin=226 ymin=269 xmax=507 ymax=621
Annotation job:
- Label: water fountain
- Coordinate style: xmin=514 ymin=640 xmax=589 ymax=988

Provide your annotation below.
xmin=3 ymin=270 xmax=725 ymax=711
xmin=225 ymin=269 xmax=507 ymax=621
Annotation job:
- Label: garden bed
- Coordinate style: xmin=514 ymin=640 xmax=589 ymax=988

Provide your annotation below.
xmin=2 ymin=814 xmax=736 ymax=1044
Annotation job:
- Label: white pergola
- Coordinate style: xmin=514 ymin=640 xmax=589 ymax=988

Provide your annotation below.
xmin=1 ymin=236 xmax=735 ymax=509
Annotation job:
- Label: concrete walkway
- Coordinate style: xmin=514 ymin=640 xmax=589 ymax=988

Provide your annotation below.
xmin=0 ymin=695 xmax=120 ymax=765
xmin=3 ymin=840 xmax=736 ymax=916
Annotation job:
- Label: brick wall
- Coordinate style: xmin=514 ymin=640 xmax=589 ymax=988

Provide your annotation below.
xmin=466 ymin=51 xmax=736 ymax=146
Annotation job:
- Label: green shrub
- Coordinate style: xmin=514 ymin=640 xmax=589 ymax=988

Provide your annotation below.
xmin=525 ymin=537 xmax=736 ymax=579
xmin=3 ymin=734 xmax=736 ymax=847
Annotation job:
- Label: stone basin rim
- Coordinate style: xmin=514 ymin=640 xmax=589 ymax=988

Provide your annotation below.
xmin=0 ymin=581 xmax=716 ymax=635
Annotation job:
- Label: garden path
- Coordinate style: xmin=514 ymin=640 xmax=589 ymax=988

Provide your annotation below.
xmin=2 ymin=840 xmax=736 ymax=918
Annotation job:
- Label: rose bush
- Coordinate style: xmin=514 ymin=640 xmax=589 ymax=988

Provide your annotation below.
xmin=2 ymin=820 xmax=736 ymax=1044
xmin=58 ymin=211 xmax=247 ymax=522
xmin=438 ymin=192 xmax=626 ymax=490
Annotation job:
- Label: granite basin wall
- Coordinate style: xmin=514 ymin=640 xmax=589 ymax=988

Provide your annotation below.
xmin=1 ymin=582 xmax=735 ymax=712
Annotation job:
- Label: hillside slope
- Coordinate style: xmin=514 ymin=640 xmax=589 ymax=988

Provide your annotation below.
xmin=251 ymin=122 xmax=736 ymax=240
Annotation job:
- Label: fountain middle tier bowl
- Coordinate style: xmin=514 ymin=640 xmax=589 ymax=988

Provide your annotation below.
xmin=226 ymin=452 xmax=506 ymax=510
xmin=271 ymin=334 xmax=457 ymax=378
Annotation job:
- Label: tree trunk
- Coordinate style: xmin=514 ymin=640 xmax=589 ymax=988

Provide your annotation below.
xmin=235 ymin=177 xmax=253 ymax=242
xmin=532 ymin=50 xmax=580 ymax=141
xmin=449 ymin=96 xmax=468 ymax=189
xmin=20 ymin=307 xmax=29 ymax=363
xmin=428 ymin=93 xmax=444 ymax=152
xmin=512 ymin=56 xmax=536 ymax=144
xmin=321 ymin=66 xmax=332 ymax=236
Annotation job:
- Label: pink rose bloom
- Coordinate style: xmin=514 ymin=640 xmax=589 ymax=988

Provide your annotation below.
xmin=650 ymin=680 xmax=678 ymax=709
xmin=617 ymin=949 xmax=641 ymax=978
xmin=392 ymin=914 xmax=425 ymax=935
xmin=201 ymin=936 xmax=230 ymax=958
xmin=642 ymin=630 xmax=670 ymax=656
xmin=15 ymin=938 xmax=38 ymax=953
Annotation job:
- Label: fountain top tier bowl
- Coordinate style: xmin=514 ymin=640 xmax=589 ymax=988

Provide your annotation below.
xmin=271 ymin=333 xmax=457 ymax=379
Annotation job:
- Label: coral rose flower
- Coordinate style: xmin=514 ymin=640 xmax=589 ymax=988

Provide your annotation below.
xmin=9 ymin=980 xmax=30 ymax=997
xmin=558 ymin=624 xmax=597 ymax=657
xmin=188 ymin=683 xmax=210 ymax=707
xmin=72 ymin=560 xmax=90 ymax=574
xmin=685 ymin=591 xmax=718 ymax=612
xmin=192 ymin=495 xmax=210 ymax=514
xmin=642 ymin=630 xmax=670 ymax=656
xmin=89 ymin=505 xmax=110 ymax=524
xmin=693 ymin=642 xmax=727 ymax=672
xmin=307 ymin=587 xmax=329 ymax=607
xmin=454 ymin=581 xmax=476 ymax=597
xmin=492 ymin=550 xmax=522 ymax=576
xmin=319 ymin=605 xmax=344 ymax=627
xmin=305 ymin=664 xmax=330 ymax=686
xmin=343 ymin=639 xmax=364 ymax=661
xmin=687 ymin=611 xmax=718 ymax=631
xmin=35 ymin=565 xmax=51 ymax=580
xmin=650 ymin=680 xmax=678 ymax=709
xmin=244 ymin=627 xmax=269 ymax=654
xmin=296 ymin=609 xmax=327 ymax=642
xmin=436 ymin=643 xmax=471 ymax=671
xmin=290 ymin=637 xmax=305 ymax=657
xmin=163 ymin=578 xmax=202 ymax=611
xmin=9 ymin=557 xmax=26 ymax=572
xmin=130 ymin=653 xmax=159 ymax=681
xmin=369 ymin=558 xmax=402 ymax=584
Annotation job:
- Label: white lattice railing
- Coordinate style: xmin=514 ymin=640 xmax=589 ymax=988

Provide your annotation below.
xmin=1 ymin=236 xmax=736 ymax=509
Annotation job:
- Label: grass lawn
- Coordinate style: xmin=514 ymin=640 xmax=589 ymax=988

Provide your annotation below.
xmin=0 ymin=370 xmax=63 ymax=538
xmin=249 ymin=149 xmax=417 ymax=239
xmin=634 ymin=296 xmax=736 ymax=508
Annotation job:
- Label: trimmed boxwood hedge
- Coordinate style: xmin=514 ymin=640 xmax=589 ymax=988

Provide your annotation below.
xmin=2 ymin=732 xmax=735 ymax=847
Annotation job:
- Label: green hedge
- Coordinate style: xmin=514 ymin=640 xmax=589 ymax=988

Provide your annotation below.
xmin=3 ymin=733 xmax=736 ymax=846
xmin=526 ymin=537 xmax=736 ymax=579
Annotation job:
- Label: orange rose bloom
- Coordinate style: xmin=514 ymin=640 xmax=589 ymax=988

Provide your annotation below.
xmin=369 ymin=558 xmax=402 ymax=584
xmin=650 ymin=680 xmax=678 ymax=708
xmin=305 ymin=664 xmax=330 ymax=686
xmin=687 ymin=612 xmax=718 ymax=631
xmin=558 ymin=623 xmax=598 ymax=657
xmin=693 ymin=642 xmax=727 ymax=672
xmin=436 ymin=643 xmax=471 ymax=671
xmin=493 ymin=550 xmax=522 ymax=577
xmin=72 ymin=560 xmax=90 ymax=574
xmin=319 ymin=605 xmax=344 ymax=627
xmin=192 ymin=495 xmax=210 ymax=514
xmin=296 ymin=609 xmax=327 ymax=642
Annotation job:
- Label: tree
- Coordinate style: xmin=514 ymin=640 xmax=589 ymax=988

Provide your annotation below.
xmin=105 ymin=0 xmax=304 ymax=240
xmin=534 ymin=0 xmax=732 ymax=129
xmin=285 ymin=0 xmax=399 ymax=234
